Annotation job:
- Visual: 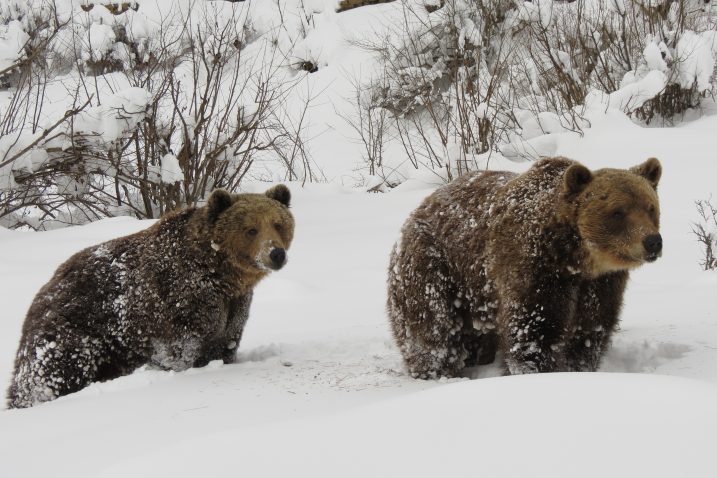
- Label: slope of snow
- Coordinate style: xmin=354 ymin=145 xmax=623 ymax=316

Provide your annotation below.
xmin=1 ymin=100 xmax=717 ymax=474
xmin=97 ymin=373 xmax=717 ymax=478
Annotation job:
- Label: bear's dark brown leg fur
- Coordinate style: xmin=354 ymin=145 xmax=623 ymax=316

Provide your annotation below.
xmin=387 ymin=238 xmax=468 ymax=379
xmin=497 ymin=274 xmax=580 ymax=374
xmin=192 ymin=293 xmax=253 ymax=367
xmin=564 ymin=273 xmax=627 ymax=371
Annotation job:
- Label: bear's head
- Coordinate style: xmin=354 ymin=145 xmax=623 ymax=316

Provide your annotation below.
xmin=206 ymin=185 xmax=294 ymax=273
xmin=564 ymin=158 xmax=662 ymax=276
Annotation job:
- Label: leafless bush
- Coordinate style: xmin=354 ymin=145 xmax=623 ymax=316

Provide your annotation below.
xmin=352 ymin=0 xmax=717 ymax=181
xmin=0 ymin=6 xmax=98 ymax=228
xmin=338 ymin=77 xmax=392 ymax=186
xmin=271 ymin=83 xmax=325 ymax=186
xmin=693 ymin=198 xmax=717 ymax=271
xmin=112 ymin=19 xmax=301 ymax=217
xmin=362 ymin=0 xmax=523 ymax=180
xmin=0 ymin=1 xmax=315 ymax=229
xmin=534 ymin=0 xmax=716 ymax=122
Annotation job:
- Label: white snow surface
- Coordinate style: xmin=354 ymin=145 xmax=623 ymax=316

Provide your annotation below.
xmin=159 ymin=153 xmax=183 ymax=184
xmin=0 ymin=20 xmax=27 ymax=71
xmin=2 ymin=102 xmax=717 ymax=473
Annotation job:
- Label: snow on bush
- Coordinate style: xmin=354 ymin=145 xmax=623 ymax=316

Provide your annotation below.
xmin=675 ymin=30 xmax=717 ymax=91
xmin=351 ymin=0 xmax=717 ymax=182
xmin=0 ymin=0 xmax=320 ymax=229
xmin=0 ymin=20 xmax=28 ymax=78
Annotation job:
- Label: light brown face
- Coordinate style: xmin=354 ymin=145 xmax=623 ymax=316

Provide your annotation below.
xmin=208 ymin=185 xmax=294 ymax=273
xmin=564 ymin=158 xmax=662 ymax=275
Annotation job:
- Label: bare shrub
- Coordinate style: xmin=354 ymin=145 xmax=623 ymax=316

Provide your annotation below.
xmin=0 ymin=1 xmax=315 ymax=229
xmin=693 ymin=198 xmax=717 ymax=271
xmin=351 ymin=0 xmax=717 ymax=182
xmin=520 ymin=0 xmax=717 ymax=123
xmin=364 ymin=0 xmax=524 ymax=180
xmin=338 ymin=76 xmax=392 ymax=188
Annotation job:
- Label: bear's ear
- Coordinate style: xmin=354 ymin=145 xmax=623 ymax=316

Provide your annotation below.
xmin=564 ymin=163 xmax=593 ymax=195
xmin=207 ymin=189 xmax=234 ymax=222
xmin=631 ymin=157 xmax=661 ymax=189
xmin=265 ymin=184 xmax=291 ymax=207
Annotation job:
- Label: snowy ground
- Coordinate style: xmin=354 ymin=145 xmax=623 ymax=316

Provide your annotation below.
xmin=1 ymin=104 xmax=717 ymax=475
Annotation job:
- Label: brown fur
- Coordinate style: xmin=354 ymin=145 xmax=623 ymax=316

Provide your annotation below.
xmin=7 ymin=185 xmax=294 ymax=408
xmin=387 ymin=157 xmax=661 ymax=378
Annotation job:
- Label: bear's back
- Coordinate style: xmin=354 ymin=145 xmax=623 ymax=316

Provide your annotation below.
xmin=403 ymin=159 xmax=576 ymax=287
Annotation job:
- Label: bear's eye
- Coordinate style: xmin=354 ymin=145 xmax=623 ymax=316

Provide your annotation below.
xmin=246 ymin=228 xmax=258 ymax=237
xmin=274 ymin=223 xmax=283 ymax=232
xmin=611 ymin=209 xmax=625 ymax=220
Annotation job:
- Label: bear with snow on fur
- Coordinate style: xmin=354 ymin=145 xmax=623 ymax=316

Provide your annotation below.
xmin=7 ymin=185 xmax=294 ymax=408
xmin=387 ymin=157 xmax=662 ymax=378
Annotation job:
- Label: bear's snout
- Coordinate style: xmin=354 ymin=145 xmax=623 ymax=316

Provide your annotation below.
xmin=643 ymin=234 xmax=662 ymax=260
xmin=269 ymin=248 xmax=287 ymax=269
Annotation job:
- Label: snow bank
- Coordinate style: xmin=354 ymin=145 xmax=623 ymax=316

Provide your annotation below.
xmin=675 ymin=30 xmax=717 ymax=91
xmin=71 ymin=87 xmax=151 ymax=144
xmin=98 ymin=374 xmax=717 ymax=478
xmin=0 ymin=20 xmax=27 ymax=72
xmin=608 ymin=70 xmax=668 ymax=112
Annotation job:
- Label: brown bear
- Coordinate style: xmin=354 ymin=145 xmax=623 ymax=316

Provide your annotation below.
xmin=6 ymin=185 xmax=294 ymax=408
xmin=387 ymin=157 xmax=662 ymax=378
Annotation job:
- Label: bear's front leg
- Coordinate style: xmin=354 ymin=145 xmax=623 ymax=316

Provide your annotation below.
xmin=150 ymin=298 xmax=227 ymax=371
xmin=220 ymin=293 xmax=253 ymax=364
xmin=191 ymin=293 xmax=254 ymax=367
xmin=564 ymin=273 xmax=627 ymax=372
xmin=498 ymin=277 xmax=579 ymax=375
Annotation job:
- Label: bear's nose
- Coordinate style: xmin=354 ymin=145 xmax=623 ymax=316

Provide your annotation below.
xmin=269 ymin=248 xmax=286 ymax=269
xmin=643 ymin=234 xmax=662 ymax=255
